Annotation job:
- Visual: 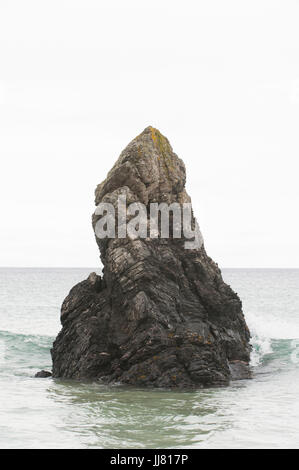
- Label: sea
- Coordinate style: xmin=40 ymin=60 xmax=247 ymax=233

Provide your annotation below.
xmin=0 ymin=267 xmax=298 ymax=449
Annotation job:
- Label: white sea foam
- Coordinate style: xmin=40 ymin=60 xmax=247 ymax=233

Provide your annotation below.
xmin=246 ymin=309 xmax=299 ymax=366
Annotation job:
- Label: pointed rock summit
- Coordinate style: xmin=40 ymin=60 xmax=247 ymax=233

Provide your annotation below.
xmin=51 ymin=127 xmax=251 ymax=387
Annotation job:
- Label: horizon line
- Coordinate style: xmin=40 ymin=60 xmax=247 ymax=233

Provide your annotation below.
xmin=0 ymin=266 xmax=299 ymax=270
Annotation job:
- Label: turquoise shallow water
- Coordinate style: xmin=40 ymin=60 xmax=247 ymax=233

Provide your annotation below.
xmin=0 ymin=268 xmax=299 ymax=448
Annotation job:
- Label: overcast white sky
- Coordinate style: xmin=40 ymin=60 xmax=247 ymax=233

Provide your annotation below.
xmin=0 ymin=0 xmax=298 ymax=267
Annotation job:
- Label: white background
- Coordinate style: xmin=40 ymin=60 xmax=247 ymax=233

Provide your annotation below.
xmin=0 ymin=0 xmax=298 ymax=267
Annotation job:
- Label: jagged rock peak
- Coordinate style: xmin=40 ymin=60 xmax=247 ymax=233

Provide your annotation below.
xmin=95 ymin=126 xmax=188 ymax=206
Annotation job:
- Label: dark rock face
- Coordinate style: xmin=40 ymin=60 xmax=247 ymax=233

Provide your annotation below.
xmin=35 ymin=370 xmax=52 ymax=378
xmin=51 ymin=127 xmax=251 ymax=388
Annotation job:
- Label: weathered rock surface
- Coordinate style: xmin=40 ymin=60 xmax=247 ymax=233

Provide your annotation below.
xmin=35 ymin=370 xmax=52 ymax=378
xmin=51 ymin=126 xmax=251 ymax=388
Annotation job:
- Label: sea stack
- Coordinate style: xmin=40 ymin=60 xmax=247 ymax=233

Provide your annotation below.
xmin=51 ymin=127 xmax=251 ymax=387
